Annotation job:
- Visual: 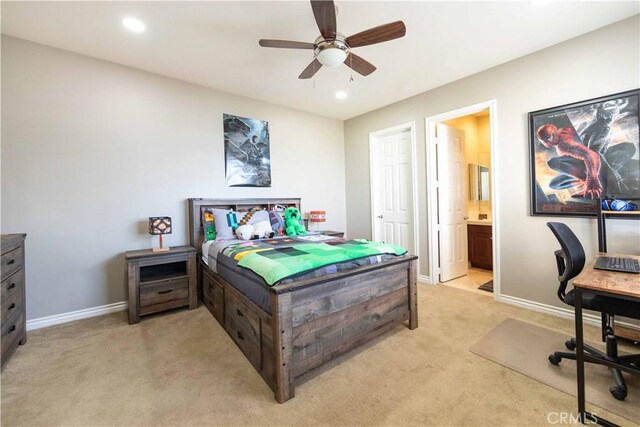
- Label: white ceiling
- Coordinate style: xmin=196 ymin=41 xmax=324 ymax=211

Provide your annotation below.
xmin=2 ymin=1 xmax=638 ymax=120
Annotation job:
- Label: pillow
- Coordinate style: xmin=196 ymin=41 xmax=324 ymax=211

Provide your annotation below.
xmin=212 ymin=208 xmax=270 ymax=240
xmin=268 ymin=211 xmax=285 ymax=235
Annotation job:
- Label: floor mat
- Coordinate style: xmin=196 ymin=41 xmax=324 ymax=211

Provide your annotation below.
xmin=478 ymin=280 xmax=493 ymax=292
xmin=469 ymin=318 xmax=639 ymax=423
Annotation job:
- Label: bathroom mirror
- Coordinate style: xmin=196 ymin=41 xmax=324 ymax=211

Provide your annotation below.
xmin=469 ymin=163 xmax=490 ymax=201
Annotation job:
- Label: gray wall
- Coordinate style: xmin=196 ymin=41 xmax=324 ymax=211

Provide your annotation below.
xmin=344 ymin=17 xmax=640 ymax=308
xmin=1 ymin=36 xmax=346 ymax=320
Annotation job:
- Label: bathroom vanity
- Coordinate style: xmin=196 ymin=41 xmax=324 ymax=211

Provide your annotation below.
xmin=467 ymin=223 xmax=492 ymax=270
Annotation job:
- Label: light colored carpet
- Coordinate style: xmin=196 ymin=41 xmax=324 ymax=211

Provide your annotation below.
xmin=1 ymin=285 xmax=638 ymax=426
xmin=469 ymin=318 xmax=639 ymax=423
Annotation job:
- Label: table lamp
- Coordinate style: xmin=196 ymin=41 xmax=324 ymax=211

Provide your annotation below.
xmin=149 ymin=217 xmax=172 ymax=252
xmin=309 ymin=210 xmax=326 ymax=232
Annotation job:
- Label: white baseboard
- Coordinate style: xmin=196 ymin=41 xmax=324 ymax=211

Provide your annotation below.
xmin=418 ymin=275 xmax=432 ymax=284
xmin=26 ymin=301 xmax=128 ymax=331
xmin=25 ymin=290 xmax=639 ymax=334
xmin=497 ymin=294 xmax=640 ymax=331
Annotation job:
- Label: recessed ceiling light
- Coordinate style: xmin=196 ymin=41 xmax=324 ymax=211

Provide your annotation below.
xmin=122 ymin=17 xmax=145 ymax=33
xmin=335 ymin=91 xmax=347 ymax=100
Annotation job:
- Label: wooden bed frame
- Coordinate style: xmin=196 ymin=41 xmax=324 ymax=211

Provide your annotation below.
xmin=188 ymin=198 xmax=418 ymax=403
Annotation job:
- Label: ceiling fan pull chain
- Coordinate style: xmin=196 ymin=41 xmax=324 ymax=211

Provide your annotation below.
xmin=350 ymin=55 xmax=354 ymax=82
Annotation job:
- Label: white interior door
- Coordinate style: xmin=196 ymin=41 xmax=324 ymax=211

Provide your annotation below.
xmin=371 ymin=128 xmax=415 ymax=254
xmin=436 ymin=123 xmax=468 ymax=282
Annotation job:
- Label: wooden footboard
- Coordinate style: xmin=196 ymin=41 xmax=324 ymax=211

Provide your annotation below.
xmin=200 ymin=255 xmax=418 ymax=403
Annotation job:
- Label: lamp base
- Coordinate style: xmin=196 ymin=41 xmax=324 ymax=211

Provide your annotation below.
xmin=152 ymin=247 xmax=170 ymax=253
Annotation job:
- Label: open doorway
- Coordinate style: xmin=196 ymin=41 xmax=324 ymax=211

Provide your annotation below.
xmin=425 ymin=100 xmax=500 ymax=298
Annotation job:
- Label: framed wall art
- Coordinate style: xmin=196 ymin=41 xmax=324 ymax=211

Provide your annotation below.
xmin=529 ymin=89 xmax=639 ymax=216
xmin=223 ymin=114 xmax=271 ymax=187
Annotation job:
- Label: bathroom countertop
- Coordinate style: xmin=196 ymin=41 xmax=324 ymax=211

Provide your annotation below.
xmin=467 ymin=220 xmax=492 ymax=226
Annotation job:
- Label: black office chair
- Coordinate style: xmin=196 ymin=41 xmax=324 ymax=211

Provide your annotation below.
xmin=547 ymin=222 xmax=640 ymax=401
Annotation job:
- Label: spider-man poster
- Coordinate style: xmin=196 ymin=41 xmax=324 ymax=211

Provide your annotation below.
xmin=529 ymin=90 xmax=639 ymax=216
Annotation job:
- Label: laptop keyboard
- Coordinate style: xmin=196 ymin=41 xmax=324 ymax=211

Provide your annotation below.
xmin=605 ymin=257 xmax=640 ymax=272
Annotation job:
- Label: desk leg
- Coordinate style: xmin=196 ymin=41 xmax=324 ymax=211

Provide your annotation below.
xmin=575 ymin=287 xmax=586 ymax=424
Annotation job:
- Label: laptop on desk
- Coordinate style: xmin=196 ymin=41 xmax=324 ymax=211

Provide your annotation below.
xmin=593 ymin=256 xmax=640 ymax=274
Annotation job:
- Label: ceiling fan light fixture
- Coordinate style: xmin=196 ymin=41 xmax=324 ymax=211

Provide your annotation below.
xmin=316 ymin=47 xmax=347 ymax=68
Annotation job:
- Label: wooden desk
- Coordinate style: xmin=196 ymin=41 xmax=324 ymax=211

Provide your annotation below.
xmin=571 ymin=253 xmax=640 ymax=427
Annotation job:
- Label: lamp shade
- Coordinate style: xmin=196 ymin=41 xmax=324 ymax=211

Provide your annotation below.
xmin=149 ymin=217 xmax=172 ymax=235
xmin=309 ymin=211 xmax=326 ymax=223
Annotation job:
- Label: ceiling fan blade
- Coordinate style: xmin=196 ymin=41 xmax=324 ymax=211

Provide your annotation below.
xmin=259 ymin=39 xmax=315 ymax=49
xmin=299 ymin=59 xmax=323 ymax=79
xmin=344 ymin=53 xmax=376 ymax=76
xmin=310 ymin=0 xmax=337 ymax=39
xmin=346 ymin=21 xmax=406 ymax=48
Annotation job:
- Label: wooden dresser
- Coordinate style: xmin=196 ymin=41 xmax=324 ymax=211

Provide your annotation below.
xmin=1 ymin=234 xmax=27 ymax=369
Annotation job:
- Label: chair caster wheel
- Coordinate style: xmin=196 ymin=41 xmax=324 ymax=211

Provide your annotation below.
xmin=610 ymin=386 xmax=627 ymax=401
xmin=565 ymin=340 xmax=576 ymax=351
xmin=548 ymin=355 xmax=561 ymax=366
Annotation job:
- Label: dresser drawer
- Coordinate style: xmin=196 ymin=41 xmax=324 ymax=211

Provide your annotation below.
xmin=202 ymin=274 xmax=224 ymax=323
xmin=140 ymin=278 xmax=189 ymax=307
xmin=1 ymin=269 xmax=23 ymax=301
xmin=1 ymin=247 xmax=23 ymax=279
xmin=224 ymin=292 xmax=261 ymax=370
xmin=1 ymin=288 xmax=23 ymax=326
xmin=1 ymin=312 xmax=24 ymax=355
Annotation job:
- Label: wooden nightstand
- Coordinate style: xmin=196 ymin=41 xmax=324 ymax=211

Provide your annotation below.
xmin=125 ymin=246 xmax=197 ymax=324
xmin=318 ymin=230 xmax=345 ymax=238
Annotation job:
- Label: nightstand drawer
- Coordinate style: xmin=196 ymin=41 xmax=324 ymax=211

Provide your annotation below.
xmin=140 ymin=278 xmax=189 ymax=307
xmin=1 ymin=289 xmax=23 ymax=326
xmin=1 ymin=247 xmax=23 ymax=279
xmin=224 ymin=292 xmax=261 ymax=370
xmin=1 ymin=269 xmax=23 ymax=301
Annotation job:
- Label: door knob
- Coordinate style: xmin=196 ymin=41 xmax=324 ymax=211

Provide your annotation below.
xmin=377 ymin=215 xmax=384 ymax=219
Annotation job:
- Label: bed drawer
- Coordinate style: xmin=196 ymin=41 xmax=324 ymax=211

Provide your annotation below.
xmin=202 ymin=273 xmax=224 ymax=323
xmin=1 ymin=247 xmax=23 ymax=279
xmin=1 ymin=269 xmax=23 ymax=301
xmin=224 ymin=292 xmax=261 ymax=370
xmin=139 ymin=278 xmax=189 ymax=307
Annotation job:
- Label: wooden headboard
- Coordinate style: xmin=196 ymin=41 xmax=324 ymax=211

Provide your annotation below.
xmin=187 ymin=198 xmax=301 ymax=250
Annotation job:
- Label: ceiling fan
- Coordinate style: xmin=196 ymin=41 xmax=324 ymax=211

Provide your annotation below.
xmin=258 ymin=0 xmax=406 ymax=79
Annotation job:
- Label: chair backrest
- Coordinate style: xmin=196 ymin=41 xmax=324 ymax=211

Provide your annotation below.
xmin=546 ymin=222 xmax=586 ymax=303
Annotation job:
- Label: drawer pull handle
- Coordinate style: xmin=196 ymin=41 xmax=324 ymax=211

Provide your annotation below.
xmin=7 ymin=259 xmax=15 ymax=265
xmin=8 ymin=325 xmax=16 ymax=333
xmin=8 ymin=303 xmax=16 ymax=311
xmin=236 ymin=309 xmax=243 ymax=317
xmin=237 ymin=331 xmax=244 ymax=341
xmin=157 ymin=289 xmax=173 ymax=295
xmin=8 ymin=283 xmax=16 ymax=290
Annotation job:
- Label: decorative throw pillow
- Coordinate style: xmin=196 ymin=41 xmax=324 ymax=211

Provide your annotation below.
xmin=269 ymin=211 xmax=285 ymax=235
